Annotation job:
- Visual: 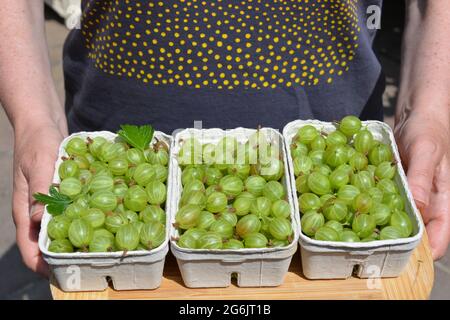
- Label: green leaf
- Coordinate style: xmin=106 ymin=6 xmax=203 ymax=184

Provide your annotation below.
xmin=117 ymin=124 xmax=154 ymax=151
xmin=33 ymin=186 xmax=73 ymax=216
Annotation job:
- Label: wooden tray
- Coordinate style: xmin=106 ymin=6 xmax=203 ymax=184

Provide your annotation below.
xmin=50 ymin=232 xmax=434 ymax=300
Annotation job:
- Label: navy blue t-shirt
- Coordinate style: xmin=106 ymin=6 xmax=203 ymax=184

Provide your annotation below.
xmin=64 ymin=0 xmax=384 ymax=135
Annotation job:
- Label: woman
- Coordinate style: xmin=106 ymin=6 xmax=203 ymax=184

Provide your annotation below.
xmin=0 ymin=0 xmax=449 ymax=276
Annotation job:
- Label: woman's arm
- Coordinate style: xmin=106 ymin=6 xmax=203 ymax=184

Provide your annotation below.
xmin=0 ymin=0 xmax=68 ymax=275
xmin=395 ymin=0 xmax=450 ymax=259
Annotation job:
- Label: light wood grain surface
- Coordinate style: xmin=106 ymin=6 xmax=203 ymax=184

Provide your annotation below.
xmin=51 ymin=232 xmax=434 ymax=300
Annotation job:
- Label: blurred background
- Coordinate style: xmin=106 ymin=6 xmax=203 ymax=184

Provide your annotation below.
xmin=0 ymin=1 xmax=448 ymax=299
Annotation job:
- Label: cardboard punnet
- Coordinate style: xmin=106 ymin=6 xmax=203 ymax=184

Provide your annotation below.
xmin=283 ymin=120 xmax=424 ymax=279
xmin=38 ymin=131 xmax=172 ymax=291
xmin=169 ymin=127 xmax=299 ymax=288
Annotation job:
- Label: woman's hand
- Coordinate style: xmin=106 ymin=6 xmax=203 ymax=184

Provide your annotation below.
xmin=12 ymin=121 xmax=66 ymax=276
xmin=0 ymin=1 xmax=70 ymax=276
xmin=395 ymin=110 xmax=450 ymax=260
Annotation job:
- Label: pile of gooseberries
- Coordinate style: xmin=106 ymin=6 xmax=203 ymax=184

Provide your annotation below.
xmin=293 ymin=116 xmax=414 ymax=242
xmin=46 ymin=135 xmax=169 ymax=253
xmin=174 ymin=130 xmax=294 ymax=249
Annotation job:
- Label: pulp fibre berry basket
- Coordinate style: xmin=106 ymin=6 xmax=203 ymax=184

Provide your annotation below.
xmin=283 ymin=120 xmax=424 ymax=279
xmin=169 ymin=127 xmax=299 ymax=288
xmin=38 ymin=131 xmax=173 ymax=292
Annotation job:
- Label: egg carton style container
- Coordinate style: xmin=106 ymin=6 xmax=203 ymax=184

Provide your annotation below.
xmin=38 ymin=131 xmax=173 ymax=292
xmin=283 ymin=120 xmax=424 ymax=279
xmin=169 ymin=128 xmax=299 ymax=288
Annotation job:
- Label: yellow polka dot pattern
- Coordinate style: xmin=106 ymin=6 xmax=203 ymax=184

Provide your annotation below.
xmin=81 ymin=0 xmax=360 ymax=89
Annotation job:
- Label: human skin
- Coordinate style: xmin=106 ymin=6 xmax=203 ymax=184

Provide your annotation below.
xmin=0 ymin=1 xmax=449 ymax=277
xmin=394 ymin=0 xmax=450 ymax=260
xmin=0 ymin=1 xmax=67 ymax=276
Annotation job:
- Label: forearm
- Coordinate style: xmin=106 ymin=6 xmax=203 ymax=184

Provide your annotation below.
xmin=0 ymin=0 xmax=67 ymax=135
xmin=397 ymin=0 xmax=450 ymax=125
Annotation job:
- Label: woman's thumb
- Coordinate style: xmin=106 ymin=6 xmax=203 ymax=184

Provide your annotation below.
xmin=405 ymin=139 xmax=442 ymax=210
xmin=28 ymin=155 xmax=57 ymax=224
